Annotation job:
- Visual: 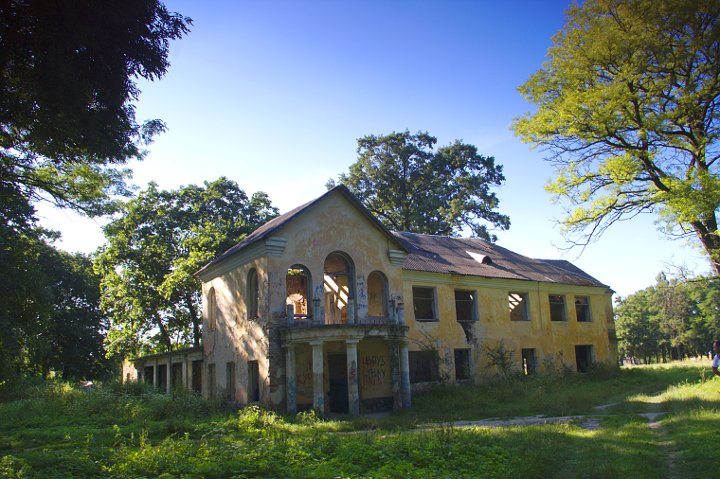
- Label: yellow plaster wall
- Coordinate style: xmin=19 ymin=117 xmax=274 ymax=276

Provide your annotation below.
xmin=358 ymin=339 xmax=392 ymax=399
xmin=202 ymin=256 xmax=270 ymax=403
xmin=402 ymin=271 xmax=617 ymax=381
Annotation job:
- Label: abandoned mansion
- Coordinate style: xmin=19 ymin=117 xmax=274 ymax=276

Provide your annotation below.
xmin=124 ymin=185 xmax=618 ymax=415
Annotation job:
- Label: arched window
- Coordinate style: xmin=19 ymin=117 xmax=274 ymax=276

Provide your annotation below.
xmin=367 ymin=271 xmax=388 ymax=317
xmin=324 ymin=251 xmax=356 ymax=324
xmin=286 ymin=265 xmax=312 ymax=320
xmin=247 ymin=268 xmax=259 ymax=319
xmin=207 ymin=288 xmax=218 ymax=330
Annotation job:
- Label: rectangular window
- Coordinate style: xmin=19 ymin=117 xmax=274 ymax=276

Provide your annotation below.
xmin=248 ymin=360 xmax=260 ymax=402
xmin=409 ymin=351 xmax=439 ymax=383
xmin=413 ymin=286 xmax=437 ymax=321
xmin=455 ymin=290 xmax=477 ymax=322
xmin=575 ymin=345 xmax=593 ymax=372
xmin=549 ymin=294 xmax=566 ymax=321
xmin=207 ymin=363 xmax=216 ymax=399
xmin=575 ymin=296 xmax=591 ymax=322
xmin=226 ymin=362 xmax=236 ymax=401
xmin=509 ymin=292 xmax=529 ymax=321
xmin=521 ymin=348 xmax=537 ymax=375
xmin=454 ymin=349 xmax=471 ymax=380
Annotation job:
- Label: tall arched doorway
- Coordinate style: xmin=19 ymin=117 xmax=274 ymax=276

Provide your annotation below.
xmin=323 ymin=251 xmax=355 ymax=324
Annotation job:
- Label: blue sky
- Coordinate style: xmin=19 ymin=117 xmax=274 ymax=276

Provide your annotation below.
xmin=39 ymin=0 xmax=708 ymax=297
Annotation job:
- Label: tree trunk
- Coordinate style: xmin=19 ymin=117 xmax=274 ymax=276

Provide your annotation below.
xmin=186 ymin=294 xmax=201 ymax=347
xmin=691 ymin=219 xmax=720 ymax=276
xmin=154 ymin=314 xmax=173 ymax=351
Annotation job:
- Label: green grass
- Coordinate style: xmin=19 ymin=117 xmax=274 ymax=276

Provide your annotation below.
xmin=1 ymin=361 xmax=718 ymax=478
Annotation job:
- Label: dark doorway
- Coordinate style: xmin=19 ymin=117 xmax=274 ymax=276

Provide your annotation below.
xmin=575 ymin=345 xmax=593 ymax=372
xmin=248 ymin=360 xmax=260 ymax=402
xmin=157 ymin=364 xmax=167 ymax=391
xmin=328 ymin=353 xmax=348 ymax=413
xmin=143 ymin=366 xmax=154 ymax=385
xmin=171 ymin=363 xmax=183 ymax=388
xmin=191 ymin=360 xmax=203 ymax=393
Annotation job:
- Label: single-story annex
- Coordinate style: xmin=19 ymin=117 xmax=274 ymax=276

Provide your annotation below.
xmin=124 ymin=185 xmax=617 ymax=415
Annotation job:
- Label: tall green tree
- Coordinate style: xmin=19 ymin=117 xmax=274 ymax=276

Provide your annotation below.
xmin=1 ymin=0 xmax=191 ymax=218
xmin=329 ymin=131 xmax=510 ymax=240
xmin=95 ymin=178 xmax=278 ymax=357
xmin=512 ymin=0 xmax=720 ymax=273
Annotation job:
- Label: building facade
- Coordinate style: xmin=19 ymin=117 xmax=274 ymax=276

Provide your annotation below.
xmin=126 ymin=186 xmax=617 ymax=415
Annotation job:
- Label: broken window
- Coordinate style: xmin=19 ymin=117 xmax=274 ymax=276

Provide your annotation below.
xmin=455 ymin=290 xmax=477 ymax=322
xmin=454 ymin=349 xmax=471 ymax=381
xmin=226 ymin=361 xmax=236 ymax=401
xmin=367 ymin=271 xmax=388 ymax=317
xmin=409 ymin=351 xmax=439 ymax=383
xmin=247 ymin=268 xmax=259 ymax=319
xmin=324 ymin=252 xmax=355 ymax=324
xmin=521 ymin=348 xmax=537 ymax=375
xmin=413 ymin=286 xmax=437 ymax=321
xmin=509 ymin=292 xmax=529 ymax=321
xmin=575 ymin=345 xmax=593 ymax=372
xmin=549 ymin=294 xmax=566 ymax=321
xmin=575 ymin=296 xmax=591 ymax=322
xmin=286 ymin=265 xmax=312 ymax=320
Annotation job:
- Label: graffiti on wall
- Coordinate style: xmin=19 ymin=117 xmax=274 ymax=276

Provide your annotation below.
xmin=362 ymin=355 xmax=386 ymax=386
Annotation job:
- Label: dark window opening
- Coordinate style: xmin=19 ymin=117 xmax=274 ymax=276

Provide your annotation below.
xmin=248 ymin=360 xmax=260 ymax=402
xmin=171 ymin=363 xmax=183 ymax=388
xmin=409 ymin=351 xmax=439 ymax=383
xmin=454 ymin=349 xmax=471 ymax=381
xmin=247 ymin=268 xmax=259 ymax=319
xmin=521 ymin=348 xmax=537 ymax=375
xmin=413 ymin=287 xmax=436 ymax=321
xmin=191 ymin=360 xmax=203 ymax=393
xmin=549 ymin=295 xmax=566 ymax=321
xmin=208 ymin=363 xmax=216 ymax=399
xmin=575 ymin=345 xmax=593 ymax=372
xmin=226 ymin=362 xmax=236 ymax=401
xmin=455 ymin=290 xmax=476 ymax=322
xmin=509 ymin=292 xmax=529 ymax=321
xmin=143 ymin=366 xmax=154 ymax=385
xmin=575 ymin=296 xmax=591 ymax=322
xmin=157 ymin=364 xmax=167 ymax=391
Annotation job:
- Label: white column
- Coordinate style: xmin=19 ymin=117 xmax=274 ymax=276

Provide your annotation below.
xmin=285 ymin=345 xmax=297 ymax=414
xmin=310 ymin=340 xmax=324 ymax=414
xmin=400 ymin=342 xmax=411 ymax=409
xmin=346 ymin=339 xmax=360 ymax=415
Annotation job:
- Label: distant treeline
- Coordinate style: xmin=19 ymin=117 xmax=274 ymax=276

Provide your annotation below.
xmin=615 ymin=273 xmax=720 ymax=364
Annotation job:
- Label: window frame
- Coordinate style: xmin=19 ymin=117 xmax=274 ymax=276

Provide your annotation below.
xmin=454 ymin=289 xmax=477 ymax=322
xmin=412 ymin=286 xmax=438 ymax=321
xmin=549 ymin=294 xmax=567 ymax=322
xmin=509 ymin=292 xmax=530 ymax=321
xmin=575 ymin=296 xmax=592 ymax=322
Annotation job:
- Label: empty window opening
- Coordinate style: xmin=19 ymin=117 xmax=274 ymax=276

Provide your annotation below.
xmin=575 ymin=296 xmax=591 ymax=322
xmin=454 ymin=349 xmax=471 ymax=381
xmin=413 ymin=286 xmax=437 ymax=321
xmin=143 ymin=366 xmax=154 ymax=385
xmin=409 ymin=351 xmax=439 ymax=383
xmin=191 ymin=360 xmax=203 ymax=393
xmin=549 ymin=294 xmax=566 ymax=321
xmin=509 ymin=292 xmax=529 ymax=321
xmin=226 ymin=361 xmax=236 ymax=401
xmin=455 ymin=290 xmax=477 ymax=322
xmin=324 ymin=252 xmax=355 ymax=324
xmin=367 ymin=271 xmax=388 ymax=317
xmin=207 ymin=363 xmax=216 ymax=399
xmin=247 ymin=268 xmax=260 ymax=319
xmin=521 ymin=348 xmax=537 ymax=375
xmin=158 ymin=364 xmax=168 ymax=391
xmin=171 ymin=363 xmax=183 ymax=389
xmin=248 ymin=360 xmax=260 ymax=402
xmin=575 ymin=345 xmax=593 ymax=372
xmin=286 ymin=265 xmax=312 ymax=320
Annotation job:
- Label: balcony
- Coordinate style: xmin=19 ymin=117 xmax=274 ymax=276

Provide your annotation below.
xmin=282 ymin=299 xmax=403 ymax=329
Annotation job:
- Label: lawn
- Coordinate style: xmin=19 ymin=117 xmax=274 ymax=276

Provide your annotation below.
xmin=1 ymin=361 xmax=718 ymax=478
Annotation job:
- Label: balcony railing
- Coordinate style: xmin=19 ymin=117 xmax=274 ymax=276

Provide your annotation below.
xmin=283 ymin=303 xmax=401 ymax=328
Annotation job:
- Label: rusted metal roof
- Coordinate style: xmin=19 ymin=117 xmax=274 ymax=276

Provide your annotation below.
xmin=393 ymin=232 xmax=608 ymax=288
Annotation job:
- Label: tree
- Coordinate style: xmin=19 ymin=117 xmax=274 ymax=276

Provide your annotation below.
xmin=95 ymin=178 xmax=278 ymax=357
xmin=329 ymin=131 xmax=510 ymax=240
xmin=1 ymin=0 xmax=191 ymax=218
xmin=512 ymin=0 xmax=720 ymax=273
